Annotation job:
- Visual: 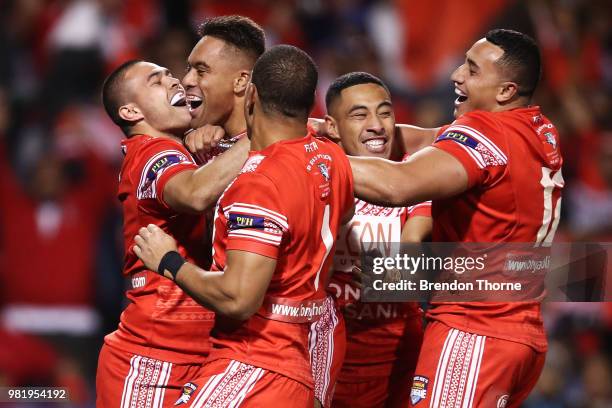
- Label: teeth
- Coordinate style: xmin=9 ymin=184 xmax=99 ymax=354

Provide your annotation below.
xmin=186 ymin=95 xmax=202 ymax=103
xmin=365 ymin=139 xmax=385 ymax=147
xmin=186 ymin=95 xmax=203 ymax=112
xmin=455 ymin=88 xmax=467 ymax=97
xmin=170 ymin=92 xmax=185 ymax=106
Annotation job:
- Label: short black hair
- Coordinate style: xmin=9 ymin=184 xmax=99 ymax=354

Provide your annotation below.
xmin=251 ymin=45 xmax=318 ymax=119
xmin=102 ymin=60 xmax=142 ymax=135
xmin=485 ymin=29 xmax=541 ymax=98
xmin=325 ymin=71 xmax=390 ymax=113
xmin=198 ymin=15 xmax=265 ymax=62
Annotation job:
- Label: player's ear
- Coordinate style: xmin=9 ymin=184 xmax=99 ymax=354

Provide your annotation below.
xmin=497 ymin=81 xmax=519 ymax=104
xmin=234 ymin=70 xmax=251 ymax=95
xmin=244 ymin=83 xmax=256 ymax=117
xmin=118 ymin=103 xmax=144 ymax=123
xmin=324 ymin=115 xmax=341 ymax=144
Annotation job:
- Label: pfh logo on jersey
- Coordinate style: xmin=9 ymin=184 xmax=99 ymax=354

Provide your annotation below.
xmin=318 ymin=163 xmax=330 ymax=181
xmin=174 ymin=382 xmax=198 ymax=405
xmin=410 ymin=375 xmax=429 ymax=405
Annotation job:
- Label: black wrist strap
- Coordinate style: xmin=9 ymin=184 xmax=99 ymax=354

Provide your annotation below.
xmin=158 ymin=251 xmax=186 ymax=280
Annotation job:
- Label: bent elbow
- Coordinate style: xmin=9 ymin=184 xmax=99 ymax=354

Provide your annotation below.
xmin=222 ymin=300 xmax=257 ymax=322
xmin=381 ymin=179 xmax=410 ymax=207
xmin=190 ymin=192 xmax=216 ymax=213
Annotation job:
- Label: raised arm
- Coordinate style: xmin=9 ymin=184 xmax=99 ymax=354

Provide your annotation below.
xmin=396 ymin=124 xmax=439 ymax=155
xmin=134 ymin=224 xmax=275 ymax=321
xmin=349 ymin=146 xmax=469 ymax=207
xmin=162 ymin=137 xmax=249 ymax=213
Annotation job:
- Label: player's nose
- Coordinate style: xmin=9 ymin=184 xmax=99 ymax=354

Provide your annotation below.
xmin=366 ymin=116 xmax=384 ymax=134
xmin=182 ymin=69 xmax=196 ymax=89
xmin=451 ymin=65 xmax=464 ymax=84
xmin=168 ymin=76 xmax=181 ymax=89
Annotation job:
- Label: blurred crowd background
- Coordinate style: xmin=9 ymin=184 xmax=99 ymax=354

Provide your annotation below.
xmin=0 ymin=0 xmax=610 ymax=406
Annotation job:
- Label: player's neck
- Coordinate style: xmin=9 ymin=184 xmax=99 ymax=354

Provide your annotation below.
xmin=223 ymin=98 xmax=248 ymax=137
xmin=250 ymin=115 xmax=308 ymax=151
xmin=493 ymin=97 xmax=530 ymax=113
xmin=129 ymin=124 xmax=184 ymax=144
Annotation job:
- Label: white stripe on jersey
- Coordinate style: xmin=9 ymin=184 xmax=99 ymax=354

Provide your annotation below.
xmin=456 ymin=142 xmax=486 ymax=169
xmin=229 ymin=203 xmax=289 ymax=231
xmin=228 ymin=229 xmax=282 ymax=245
xmin=137 ymin=149 xmax=191 ymax=200
xmin=447 ymin=125 xmax=507 ymax=163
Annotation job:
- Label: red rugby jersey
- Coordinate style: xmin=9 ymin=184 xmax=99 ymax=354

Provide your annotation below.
xmin=330 ymin=199 xmax=429 ymax=380
xmin=104 ymin=134 xmax=214 ymax=363
xmin=207 ymin=132 xmax=354 ymax=388
xmin=429 ymin=107 xmax=564 ymax=352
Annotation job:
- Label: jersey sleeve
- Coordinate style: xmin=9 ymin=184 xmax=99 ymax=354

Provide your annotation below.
xmin=223 ymin=173 xmax=289 ymax=259
xmin=135 ymin=139 xmax=198 ymax=209
xmin=408 ymin=201 xmax=432 ymax=218
xmin=432 ymin=113 xmax=508 ymax=188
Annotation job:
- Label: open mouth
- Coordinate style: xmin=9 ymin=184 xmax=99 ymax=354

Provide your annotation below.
xmin=186 ymin=95 xmax=203 ymax=113
xmin=455 ymin=88 xmax=468 ymax=105
xmin=170 ymin=92 xmax=187 ymax=107
xmin=362 ymin=137 xmax=388 ymax=153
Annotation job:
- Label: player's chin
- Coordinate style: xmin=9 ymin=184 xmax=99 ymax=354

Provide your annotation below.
xmin=360 ymin=147 xmax=390 ymax=159
xmin=189 ymin=115 xmax=207 ymax=130
xmin=453 ymin=103 xmax=468 ymax=118
xmin=169 ymin=121 xmax=191 ymax=135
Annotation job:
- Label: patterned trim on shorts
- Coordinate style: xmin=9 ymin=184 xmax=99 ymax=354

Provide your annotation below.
xmin=189 ymin=360 xmax=266 ymax=408
xmin=430 ymin=328 xmax=486 ymax=408
xmin=120 ymin=355 xmax=173 ymax=408
xmin=309 ymin=296 xmax=339 ymax=407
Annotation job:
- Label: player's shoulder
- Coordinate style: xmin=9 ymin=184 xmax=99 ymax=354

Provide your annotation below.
xmin=120 ymin=134 xmax=195 ymax=191
xmin=238 ymin=134 xmax=347 ymax=180
xmin=454 ymin=108 xmax=544 ymax=133
xmin=224 ymin=156 xmax=280 ymax=207
xmin=233 ymin=154 xmax=277 ymax=189
xmin=140 ymin=134 xmax=188 ymax=155
xmin=243 ymin=135 xmax=310 ymax=173
xmin=449 ymin=110 xmax=503 ymax=136
xmin=312 ymin=135 xmax=349 ymax=159
xmin=123 ymin=134 xmax=188 ymax=161
xmin=439 ymin=110 xmax=512 ymax=152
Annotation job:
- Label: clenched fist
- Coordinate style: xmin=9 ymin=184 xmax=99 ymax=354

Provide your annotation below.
xmin=133 ymin=224 xmax=179 ymax=273
xmin=183 ymin=124 xmax=226 ymax=163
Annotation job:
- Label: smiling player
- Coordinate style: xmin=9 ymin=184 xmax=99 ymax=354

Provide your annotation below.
xmin=133 ymin=45 xmax=355 ymax=407
xmin=182 ymin=15 xmax=265 ymax=160
xmin=96 ymin=60 xmax=248 ymax=408
xmin=315 ymin=72 xmax=431 ymax=408
xmin=349 ymin=30 xmax=563 ymax=407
